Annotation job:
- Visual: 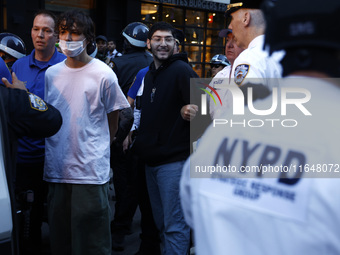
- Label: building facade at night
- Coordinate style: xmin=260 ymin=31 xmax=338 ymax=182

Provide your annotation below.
xmin=0 ymin=0 xmax=228 ymax=77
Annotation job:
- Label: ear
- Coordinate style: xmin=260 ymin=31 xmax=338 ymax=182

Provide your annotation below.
xmin=243 ymin=11 xmax=251 ymax=27
xmin=147 ymin=38 xmax=151 ymax=50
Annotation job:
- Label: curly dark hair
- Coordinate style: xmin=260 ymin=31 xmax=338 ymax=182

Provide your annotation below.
xmin=56 ymin=10 xmax=95 ymax=43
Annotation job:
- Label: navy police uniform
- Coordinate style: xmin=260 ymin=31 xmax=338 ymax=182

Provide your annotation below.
xmin=110 ymin=48 xmax=154 ymax=252
xmin=0 ymin=81 xmax=62 ymax=255
xmin=112 ymin=49 xmax=153 ymax=96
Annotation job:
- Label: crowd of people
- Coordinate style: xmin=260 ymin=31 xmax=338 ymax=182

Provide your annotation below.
xmin=0 ymin=0 xmax=339 ymax=255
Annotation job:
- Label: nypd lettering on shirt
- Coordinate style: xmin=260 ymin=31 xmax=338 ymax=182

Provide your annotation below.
xmin=28 ymin=93 xmax=48 ymax=111
xmin=192 ymin=136 xmax=316 ymax=223
xmin=234 ymin=64 xmax=250 ymax=86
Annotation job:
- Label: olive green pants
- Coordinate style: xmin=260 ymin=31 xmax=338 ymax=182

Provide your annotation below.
xmin=47 ymin=182 xmax=111 ymax=255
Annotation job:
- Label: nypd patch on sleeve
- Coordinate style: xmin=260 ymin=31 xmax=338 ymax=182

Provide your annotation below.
xmin=28 ymin=93 xmax=48 ymax=111
xmin=234 ymin=64 xmax=250 ymax=86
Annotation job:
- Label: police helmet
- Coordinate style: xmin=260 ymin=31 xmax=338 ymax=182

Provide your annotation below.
xmin=264 ymin=0 xmax=340 ymax=54
xmin=122 ymin=22 xmax=149 ymax=48
xmin=86 ymin=41 xmax=98 ymax=58
xmin=0 ymin=33 xmax=26 ymax=59
xmin=210 ymin=54 xmax=230 ymax=66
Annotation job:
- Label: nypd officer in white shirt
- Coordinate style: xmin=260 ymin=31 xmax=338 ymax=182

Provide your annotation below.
xmin=180 ymin=0 xmax=340 ymax=254
xmin=226 ymin=0 xmax=283 ymax=87
xmin=209 ymin=29 xmax=245 ymax=119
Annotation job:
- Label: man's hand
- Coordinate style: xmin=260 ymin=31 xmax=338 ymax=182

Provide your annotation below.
xmin=181 ymin=104 xmax=198 ymax=121
xmin=2 ymin=72 xmax=27 ymax=91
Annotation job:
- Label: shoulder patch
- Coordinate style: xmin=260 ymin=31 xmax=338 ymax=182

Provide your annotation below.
xmin=28 ymin=93 xmax=48 ymax=111
xmin=234 ymin=64 xmax=250 ymax=86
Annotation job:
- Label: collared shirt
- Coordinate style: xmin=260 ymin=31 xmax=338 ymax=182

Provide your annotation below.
xmin=12 ymin=48 xmax=66 ymax=99
xmin=12 ymin=48 xmax=66 ymax=163
xmin=181 ymin=76 xmax=340 ymax=255
xmin=209 ymin=65 xmax=233 ymax=119
xmin=107 ymin=49 xmax=122 ymax=59
xmin=0 ymin=58 xmax=12 ymax=85
xmin=231 ymin=35 xmax=283 ymax=88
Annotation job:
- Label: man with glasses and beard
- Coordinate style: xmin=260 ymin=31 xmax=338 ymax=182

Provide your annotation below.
xmin=132 ymin=21 xmax=198 ymax=255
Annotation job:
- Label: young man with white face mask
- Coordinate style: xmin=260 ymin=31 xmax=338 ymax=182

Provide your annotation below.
xmin=44 ymin=10 xmax=129 ymax=255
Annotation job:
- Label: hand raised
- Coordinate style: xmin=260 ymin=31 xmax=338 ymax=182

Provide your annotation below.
xmin=2 ymin=72 xmax=27 ymax=91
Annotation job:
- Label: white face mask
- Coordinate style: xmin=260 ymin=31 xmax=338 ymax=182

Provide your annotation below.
xmin=59 ymin=39 xmax=86 ymax=57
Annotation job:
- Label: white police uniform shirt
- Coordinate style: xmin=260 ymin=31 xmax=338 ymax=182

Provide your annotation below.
xmin=180 ymin=76 xmax=340 ymax=255
xmin=209 ymin=65 xmax=234 ymax=119
xmin=131 ymin=78 xmax=144 ymax=132
xmin=231 ymin=35 xmax=283 ymax=87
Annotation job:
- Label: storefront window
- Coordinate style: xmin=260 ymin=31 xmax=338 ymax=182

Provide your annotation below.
xmin=187 ymin=45 xmax=203 ymax=63
xmin=185 ymin=27 xmax=204 ymax=46
xmin=140 ymin=2 xmax=225 ymax=77
xmin=141 ymin=3 xmax=159 ymax=23
xmin=205 ymin=46 xmax=225 ymax=64
xmin=162 ymin=6 xmax=184 ymax=25
xmin=185 ymin=10 xmax=205 ymax=27
xmin=207 ymin=12 xmax=225 ymax=29
xmin=206 ymin=29 xmax=223 ymax=47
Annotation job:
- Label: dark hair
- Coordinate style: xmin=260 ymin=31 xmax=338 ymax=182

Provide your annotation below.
xmin=34 ymin=9 xmax=57 ymax=24
xmin=108 ymin=38 xmax=116 ymax=44
xmin=147 ymin=21 xmax=176 ymax=40
xmin=56 ymin=10 xmax=95 ymax=43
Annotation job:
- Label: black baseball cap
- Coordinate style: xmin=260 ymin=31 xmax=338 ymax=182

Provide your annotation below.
xmin=96 ymin=35 xmax=108 ymax=42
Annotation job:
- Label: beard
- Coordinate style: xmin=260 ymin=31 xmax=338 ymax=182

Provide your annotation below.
xmin=150 ymin=43 xmax=175 ymax=63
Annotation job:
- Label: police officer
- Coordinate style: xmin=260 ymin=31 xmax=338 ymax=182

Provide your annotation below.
xmin=225 ymin=0 xmax=283 ymax=87
xmin=95 ymin=35 xmax=109 ymax=63
xmin=111 ymin=22 xmax=153 ymax=95
xmin=181 ymin=0 xmax=340 ymax=254
xmin=110 ymin=22 xmax=153 ymax=252
xmin=0 ymin=33 xmax=26 ymax=71
xmin=1 ymin=62 xmax=62 ymax=255
xmin=209 ymin=54 xmax=230 ymax=78
xmin=208 ymin=29 xmax=245 ymax=119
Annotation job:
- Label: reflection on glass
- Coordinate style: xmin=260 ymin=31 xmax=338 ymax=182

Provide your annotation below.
xmin=186 ymin=10 xmax=205 ymax=27
xmin=191 ymin=64 xmax=202 ymax=78
xmin=207 ymin=12 xmax=225 ymax=29
xmin=162 ymin=6 xmax=184 ymax=25
xmin=206 ymin=29 xmax=224 ymax=47
xmin=205 ymin=64 xmax=212 ymax=78
xmin=187 ymin=46 xmax=203 ymax=63
xmin=141 ymin=3 xmax=159 ymax=23
xmin=185 ymin=28 xmax=204 ymax=45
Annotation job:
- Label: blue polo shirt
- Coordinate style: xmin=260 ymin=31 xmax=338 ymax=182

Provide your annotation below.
xmin=12 ymin=48 xmax=66 ymax=163
xmin=0 ymin=58 xmax=12 ymax=85
xmin=127 ymin=66 xmax=149 ymax=100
